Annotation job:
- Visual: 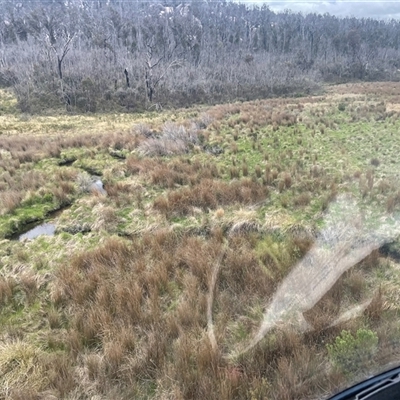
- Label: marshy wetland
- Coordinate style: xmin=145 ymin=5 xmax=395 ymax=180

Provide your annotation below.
xmin=2 ymin=83 xmax=400 ymax=399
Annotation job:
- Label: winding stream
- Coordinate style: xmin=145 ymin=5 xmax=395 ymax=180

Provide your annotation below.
xmin=14 ymin=178 xmax=107 ymax=241
xmin=19 ymin=222 xmax=56 ymax=241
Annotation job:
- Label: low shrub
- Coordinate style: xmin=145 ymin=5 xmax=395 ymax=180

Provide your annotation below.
xmin=138 ymin=122 xmax=199 ymax=156
xmin=327 ymin=329 xmax=378 ymax=376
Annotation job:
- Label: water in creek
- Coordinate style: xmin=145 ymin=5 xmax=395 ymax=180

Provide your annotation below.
xmin=15 ymin=179 xmax=105 ymax=241
xmin=19 ymin=222 xmax=56 ymax=241
xmin=89 ymin=179 xmax=107 ymax=195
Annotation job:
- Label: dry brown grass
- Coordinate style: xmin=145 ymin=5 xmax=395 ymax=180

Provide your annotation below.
xmin=0 ymin=276 xmax=15 ymax=306
xmin=153 ymin=178 xmax=268 ymax=217
xmin=149 ymin=159 xmax=219 ymax=188
xmin=49 ymin=232 xmax=258 ymax=397
xmin=52 ymin=182 xmax=75 ymax=206
xmin=229 ymin=166 xmax=240 ymax=179
xmin=19 ymin=272 xmax=38 ymax=305
xmin=293 ymin=192 xmax=312 ymax=207
xmin=0 ymin=190 xmax=23 ymax=214
xmin=328 ymin=82 xmax=400 ymax=98
xmin=283 ymin=172 xmax=292 ymax=189
xmin=126 ymin=155 xmax=159 ymax=175
xmin=40 ymin=210 xmax=390 ymax=400
xmin=51 ymin=232 xmax=230 ymax=397
xmin=230 ymin=142 xmax=238 ymax=154
xmin=242 ymin=163 xmax=249 ymax=177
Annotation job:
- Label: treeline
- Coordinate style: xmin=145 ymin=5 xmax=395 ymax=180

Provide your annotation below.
xmin=1 ymin=0 xmax=400 ymax=113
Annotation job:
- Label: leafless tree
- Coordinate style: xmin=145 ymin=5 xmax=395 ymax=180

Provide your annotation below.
xmin=0 ymin=0 xmax=399 ymax=113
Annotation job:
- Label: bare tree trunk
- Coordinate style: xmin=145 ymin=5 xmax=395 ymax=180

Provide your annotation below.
xmin=124 ymin=68 xmax=130 ymax=88
xmin=145 ymin=68 xmax=153 ymax=102
xmin=57 ymin=56 xmax=63 ymax=80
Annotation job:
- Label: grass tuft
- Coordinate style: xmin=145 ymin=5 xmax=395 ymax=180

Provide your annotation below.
xmin=0 ymin=342 xmax=47 ymax=398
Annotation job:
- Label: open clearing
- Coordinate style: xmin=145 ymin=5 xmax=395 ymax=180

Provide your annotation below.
xmin=2 ymin=83 xmax=400 ymax=399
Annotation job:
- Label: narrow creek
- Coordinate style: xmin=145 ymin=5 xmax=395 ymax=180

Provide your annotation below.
xmin=10 ymin=207 xmax=65 ymax=241
xmin=12 ymin=178 xmax=106 ymax=241
xmin=90 ymin=179 xmax=107 ymax=195
xmin=19 ymin=222 xmax=56 ymax=241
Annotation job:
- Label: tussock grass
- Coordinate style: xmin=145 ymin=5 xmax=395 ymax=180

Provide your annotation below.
xmin=0 ymin=341 xmax=48 ymax=398
xmin=149 ymin=159 xmax=220 ymax=188
xmin=51 ymin=229 xmax=333 ymax=399
xmin=154 ymin=178 xmax=269 ymax=217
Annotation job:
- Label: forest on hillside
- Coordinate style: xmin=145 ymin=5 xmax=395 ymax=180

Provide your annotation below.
xmin=1 ymin=0 xmax=400 ymax=113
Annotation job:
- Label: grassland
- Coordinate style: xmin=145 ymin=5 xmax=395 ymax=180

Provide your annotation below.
xmin=2 ymin=83 xmax=400 ymax=399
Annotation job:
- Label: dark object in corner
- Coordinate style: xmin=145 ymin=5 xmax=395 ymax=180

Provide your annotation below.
xmin=327 ymin=365 xmax=400 ymax=400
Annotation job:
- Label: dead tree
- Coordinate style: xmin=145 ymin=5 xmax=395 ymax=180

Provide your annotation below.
xmin=144 ymin=39 xmax=181 ymax=105
xmin=47 ymin=32 xmax=75 ymax=81
xmin=124 ymin=68 xmax=130 ymax=88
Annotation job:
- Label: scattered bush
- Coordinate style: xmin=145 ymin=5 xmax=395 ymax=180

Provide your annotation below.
xmin=76 ymin=172 xmax=94 ymax=193
xmin=138 ymin=122 xmax=199 ymax=156
xmin=132 ymin=123 xmax=154 ymax=138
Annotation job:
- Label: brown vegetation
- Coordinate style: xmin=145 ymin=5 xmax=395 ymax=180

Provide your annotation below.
xmin=153 ymin=178 xmax=269 ymax=217
xmin=46 ymin=228 xmax=361 ymax=399
xmin=2 ymin=83 xmax=400 ymax=400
